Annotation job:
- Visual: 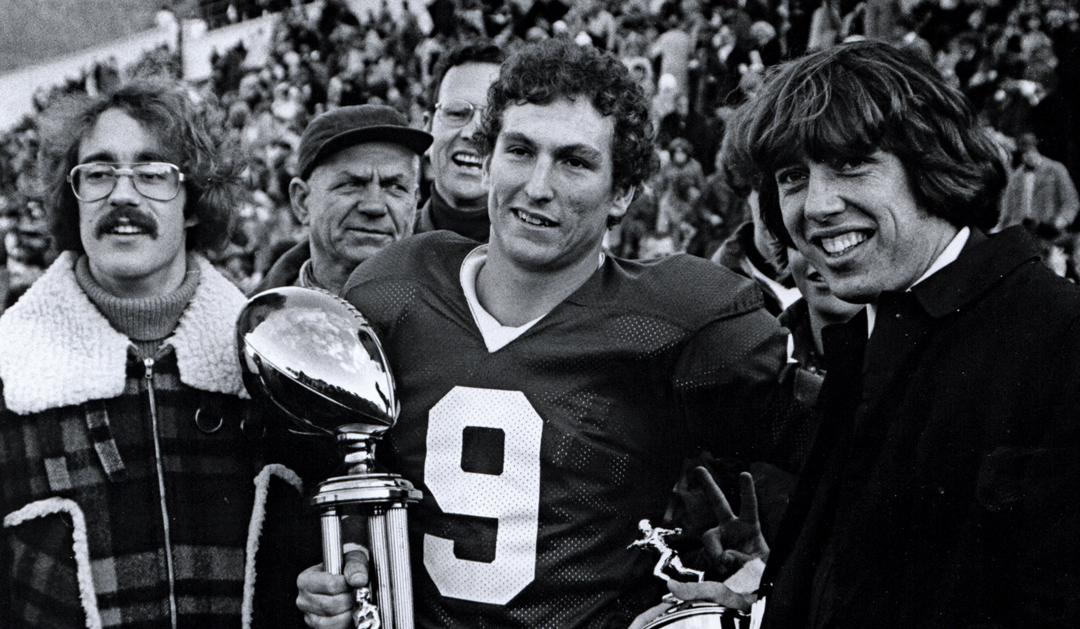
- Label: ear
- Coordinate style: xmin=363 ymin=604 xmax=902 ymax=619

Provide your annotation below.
xmin=182 ymin=195 xmax=200 ymax=228
xmin=422 ymin=110 xmax=432 ymax=131
xmin=481 ymin=153 xmax=493 ymax=189
xmin=608 ymin=185 xmax=636 ymax=221
xmin=288 ymin=177 xmax=311 ymax=225
xmin=401 ymin=179 xmax=419 ymax=239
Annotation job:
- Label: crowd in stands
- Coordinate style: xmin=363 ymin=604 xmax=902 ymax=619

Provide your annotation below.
xmin=0 ymin=0 xmax=1077 ymax=309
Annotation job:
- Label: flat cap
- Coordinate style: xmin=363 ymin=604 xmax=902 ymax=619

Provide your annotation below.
xmin=297 ymin=104 xmax=432 ymax=178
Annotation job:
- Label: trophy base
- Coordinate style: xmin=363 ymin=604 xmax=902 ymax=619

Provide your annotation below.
xmin=311 ymin=473 xmax=422 ymax=510
xmin=642 ymin=602 xmax=749 ymax=629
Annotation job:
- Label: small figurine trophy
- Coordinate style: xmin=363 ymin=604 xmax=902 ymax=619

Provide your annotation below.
xmin=628 ymin=519 xmax=705 ymax=583
xmin=237 ymin=287 xmax=421 ymax=629
xmin=629 ymin=519 xmax=749 ymax=628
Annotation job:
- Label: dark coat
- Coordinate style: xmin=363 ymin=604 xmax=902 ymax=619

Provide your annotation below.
xmin=252 ymin=240 xmax=310 ymax=294
xmin=762 ymin=227 xmax=1080 ymax=628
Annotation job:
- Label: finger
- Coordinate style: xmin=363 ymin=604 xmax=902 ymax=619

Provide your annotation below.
xmin=303 ymin=609 xmax=355 ymax=629
xmin=693 ymin=465 xmax=734 ymax=523
xmin=628 ymin=600 xmax=676 ymax=629
xmin=738 ymin=472 xmax=760 ymax=525
xmin=342 ymin=549 xmax=371 ymax=588
xmin=668 ymin=580 xmax=753 ymax=611
xmin=702 ymin=528 xmax=726 ymax=566
xmin=297 ymin=563 xmax=350 ymax=596
xmin=296 ymin=588 xmax=356 ymax=618
xmin=296 ymin=564 xmax=356 ymax=617
xmin=720 ymin=549 xmax=754 ymax=572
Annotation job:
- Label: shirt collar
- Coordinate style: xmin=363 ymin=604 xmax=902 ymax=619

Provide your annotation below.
xmin=911 ymin=226 xmax=969 ymax=289
xmin=867 ymin=226 xmax=970 ymax=336
xmin=297 ymin=258 xmax=330 ymax=291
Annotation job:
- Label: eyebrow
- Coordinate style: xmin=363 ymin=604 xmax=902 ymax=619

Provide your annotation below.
xmin=555 ymin=144 xmax=603 ymax=164
xmin=331 ymin=169 xmax=413 ymax=185
xmin=78 ymin=150 xmax=174 ymax=164
xmin=500 ymin=131 xmax=536 ymax=149
xmin=500 ymin=131 xmax=604 ymax=161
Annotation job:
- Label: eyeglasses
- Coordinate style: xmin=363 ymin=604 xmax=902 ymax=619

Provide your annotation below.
xmin=68 ymin=162 xmax=186 ymax=202
xmin=435 ymin=99 xmax=485 ymax=128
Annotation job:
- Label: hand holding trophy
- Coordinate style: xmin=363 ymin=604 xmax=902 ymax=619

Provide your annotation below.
xmin=237 ymin=287 xmax=421 ymax=629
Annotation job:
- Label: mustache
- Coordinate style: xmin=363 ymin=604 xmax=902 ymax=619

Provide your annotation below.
xmin=95 ymin=207 xmax=159 ymax=239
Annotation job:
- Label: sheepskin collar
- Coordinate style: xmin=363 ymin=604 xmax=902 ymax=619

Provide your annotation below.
xmin=0 ymin=252 xmax=248 ymax=415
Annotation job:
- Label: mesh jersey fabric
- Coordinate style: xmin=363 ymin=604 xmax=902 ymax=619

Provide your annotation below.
xmin=342 ymin=231 xmax=785 ymax=628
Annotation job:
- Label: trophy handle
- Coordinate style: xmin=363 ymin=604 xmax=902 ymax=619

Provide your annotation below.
xmin=321 ymin=508 xmax=344 ymax=575
xmin=386 ymin=508 xmax=414 ymax=626
xmin=368 ymin=514 xmax=395 ymax=629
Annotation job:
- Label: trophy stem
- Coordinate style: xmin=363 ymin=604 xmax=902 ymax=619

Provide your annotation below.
xmin=321 ymin=508 xmax=344 ymax=575
xmin=340 ymin=430 xmax=378 ymax=475
xmin=368 ymin=513 xmax=394 ymax=629
xmin=310 ymin=425 xmax=422 ymax=628
xmin=386 ymin=507 xmax=414 ymax=629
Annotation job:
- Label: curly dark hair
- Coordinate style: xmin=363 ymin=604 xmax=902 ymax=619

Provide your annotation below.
xmin=37 ymin=78 xmax=247 ymax=254
xmin=729 ymin=41 xmax=1007 ymax=248
xmin=476 ymin=39 xmax=656 ymax=225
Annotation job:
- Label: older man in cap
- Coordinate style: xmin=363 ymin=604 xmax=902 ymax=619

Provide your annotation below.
xmin=256 ymin=104 xmax=432 ymax=293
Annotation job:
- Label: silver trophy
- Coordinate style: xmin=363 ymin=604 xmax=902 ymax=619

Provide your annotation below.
xmin=630 ymin=519 xmax=750 ymax=629
xmin=237 ymin=287 xmax=421 ymax=629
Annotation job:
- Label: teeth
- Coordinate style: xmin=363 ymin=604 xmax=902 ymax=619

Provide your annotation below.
xmin=516 ymin=210 xmax=555 ymax=227
xmin=820 ymin=231 xmax=868 ymax=255
xmin=111 ymin=225 xmax=143 ymax=235
xmin=452 ymin=152 xmax=482 ymax=167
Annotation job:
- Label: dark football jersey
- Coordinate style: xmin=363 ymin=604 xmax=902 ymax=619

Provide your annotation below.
xmin=342 ymin=232 xmax=785 ymax=628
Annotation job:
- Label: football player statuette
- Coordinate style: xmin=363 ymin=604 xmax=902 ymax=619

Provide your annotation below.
xmin=237 ymin=287 xmax=421 ymax=628
xmin=630 ymin=519 xmax=749 ymax=628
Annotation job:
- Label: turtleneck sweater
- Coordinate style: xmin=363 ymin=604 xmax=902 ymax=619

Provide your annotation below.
xmin=75 ymin=253 xmax=201 ymax=359
xmin=428 ymin=186 xmax=491 ymax=242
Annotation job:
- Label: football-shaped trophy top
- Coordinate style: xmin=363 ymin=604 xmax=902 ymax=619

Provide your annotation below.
xmin=236 ymin=286 xmax=399 ymax=438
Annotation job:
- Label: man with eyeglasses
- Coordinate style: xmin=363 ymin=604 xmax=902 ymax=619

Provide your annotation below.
xmin=414 ymin=40 xmax=504 ymax=242
xmin=255 ymin=104 xmax=431 ymax=294
xmin=0 ymin=80 xmax=308 ymax=628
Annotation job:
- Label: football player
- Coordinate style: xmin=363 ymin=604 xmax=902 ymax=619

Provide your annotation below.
xmin=297 ymin=39 xmax=787 ymax=627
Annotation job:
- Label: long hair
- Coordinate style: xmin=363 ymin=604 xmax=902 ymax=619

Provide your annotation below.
xmin=37 ymin=78 xmax=246 ymax=254
xmin=729 ymin=41 xmax=1007 ymax=247
xmin=477 ymin=39 xmax=657 ymax=226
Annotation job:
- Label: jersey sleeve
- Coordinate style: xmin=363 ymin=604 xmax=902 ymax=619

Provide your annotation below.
xmin=671 ymin=306 xmax=790 ymax=461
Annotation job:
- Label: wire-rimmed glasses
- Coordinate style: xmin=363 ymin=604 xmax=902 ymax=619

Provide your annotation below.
xmin=434 ymin=99 xmax=485 ymax=128
xmin=68 ymin=162 xmax=186 ymax=202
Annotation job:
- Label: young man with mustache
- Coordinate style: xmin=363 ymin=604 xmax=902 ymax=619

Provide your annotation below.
xmin=0 ymin=80 xmax=307 ymax=628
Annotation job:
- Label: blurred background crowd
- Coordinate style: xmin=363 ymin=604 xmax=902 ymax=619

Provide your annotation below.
xmin=0 ymin=0 xmax=1077 ymax=308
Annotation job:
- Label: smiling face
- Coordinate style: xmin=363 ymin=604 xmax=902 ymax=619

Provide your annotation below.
xmin=77 ymin=108 xmax=192 ymax=298
xmin=774 ymin=150 xmax=958 ymax=303
xmin=428 ymin=62 xmax=501 ymax=212
xmin=484 ymin=97 xmax=632 ymax=275
xmin=291 ymin=141 xmax=418 ymax=288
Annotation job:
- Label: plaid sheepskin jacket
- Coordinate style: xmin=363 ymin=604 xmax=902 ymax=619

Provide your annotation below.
xmin=0 ymin=252 xmax=309 ymax=629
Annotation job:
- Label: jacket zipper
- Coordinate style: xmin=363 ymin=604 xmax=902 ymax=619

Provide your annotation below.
xmin=145 ymin=357 xmax=179 ymax=629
